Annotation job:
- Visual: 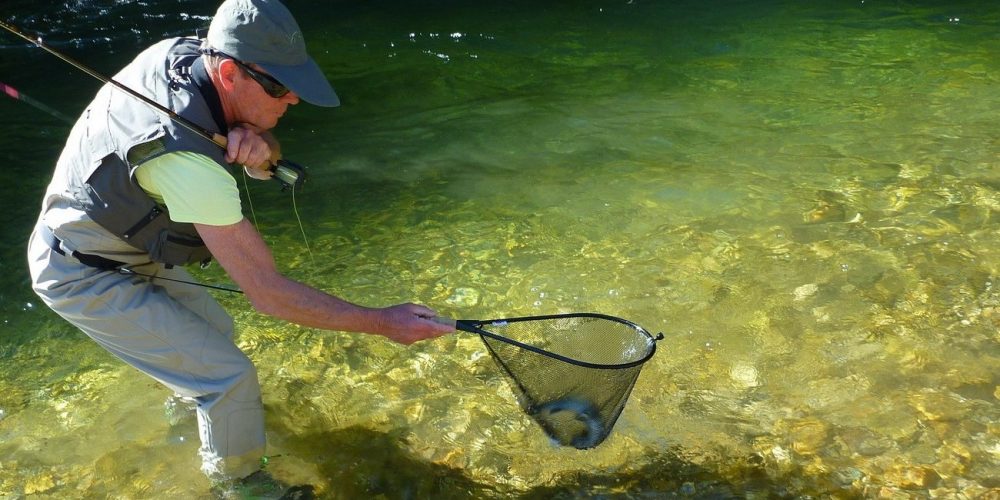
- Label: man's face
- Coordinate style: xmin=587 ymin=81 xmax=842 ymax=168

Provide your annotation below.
xmin=229 ymin=63 xmax=300 ymax=130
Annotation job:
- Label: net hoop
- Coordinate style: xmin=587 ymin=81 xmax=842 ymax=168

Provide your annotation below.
xmin=457 ymin=312 xmax=660 ymax=370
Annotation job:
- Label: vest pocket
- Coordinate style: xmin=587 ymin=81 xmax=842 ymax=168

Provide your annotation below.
xmin=149 ymin=229 xmax=212 ymax=266
xmin=123 ymin=206 xmax=163 ymax=240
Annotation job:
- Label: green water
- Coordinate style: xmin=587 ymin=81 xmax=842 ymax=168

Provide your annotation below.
xmin=1 ymin=0 xmax=998 ymax=497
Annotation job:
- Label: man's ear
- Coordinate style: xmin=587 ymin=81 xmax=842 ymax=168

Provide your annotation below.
xmin=216 ymin=59 xmax=241 ymax=91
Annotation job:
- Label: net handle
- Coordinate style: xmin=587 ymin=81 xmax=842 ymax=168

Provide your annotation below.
xmin=434 ymin=314 xmax=663 ymax=370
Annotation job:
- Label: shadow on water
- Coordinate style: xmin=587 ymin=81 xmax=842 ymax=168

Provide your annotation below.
xmin=269 ymin=417 xmax=862 ymax=499
xmin=270 ymin=423 xmax=500 ymax=499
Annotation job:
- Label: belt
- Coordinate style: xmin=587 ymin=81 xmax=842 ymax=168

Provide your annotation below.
xmin=38 ymin=225 xmax=127 ymax=270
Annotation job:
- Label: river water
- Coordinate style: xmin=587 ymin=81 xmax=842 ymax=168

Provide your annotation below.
xmin=1 ymin=0 xmax=998 ymax=497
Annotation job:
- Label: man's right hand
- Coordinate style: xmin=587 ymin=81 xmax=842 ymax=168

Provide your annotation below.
xmin=196 ymin=219 xmax=455 ymax=344
xmin=374 ymin=303 xmax=455 ymax=345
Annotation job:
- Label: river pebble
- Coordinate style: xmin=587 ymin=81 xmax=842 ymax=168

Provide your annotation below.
xmin=884 ymin=464 xmax=941 ymax=490
xmin=446 ymin=287 xmax=480 ymax=307
xmin=24 ymin=473 xmax=56 ymax=495
xmin=792 ymin=283 xmax=819 ymax=301
xmin=728 ymin=361 xmax=760 ymax=389
xmin=909 ymin=389 xmax=969 ymax=422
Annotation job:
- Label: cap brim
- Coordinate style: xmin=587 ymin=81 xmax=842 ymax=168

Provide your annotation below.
xmin=260 ymin=57 xmax=339 ymax=107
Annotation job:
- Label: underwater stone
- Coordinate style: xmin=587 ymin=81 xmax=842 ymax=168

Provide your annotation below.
xmin=884 ymin=465 xmax=941 ymax=490
xmin=839 ymin=427 xmax=894 ymax=457
xmin=908 ymin=390 xmax=969 ymax=422
xmin=792 ymin=283 xmax=819 ymax=302
xmin=446 ymin=287 xmax=480 ymax=307
xmin=832 ymin=467 xmax=864 ymax=486
xmin=728 ymin=361 xmax=760 ymax=389
xmin=24 ymin=473 xmax=56 ymax=495
xmin=779 ymin=418 xmax=830 ymax=456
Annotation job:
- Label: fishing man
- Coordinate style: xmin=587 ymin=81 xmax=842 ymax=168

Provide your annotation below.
xmin=25 ymin=0 xmax=453 ymax=493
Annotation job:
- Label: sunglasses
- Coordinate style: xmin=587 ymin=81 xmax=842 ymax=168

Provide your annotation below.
xmin=230 ymin=58 xmax=290 ymax=99
xmin=203 ymin=47 xmax=291 ymax=99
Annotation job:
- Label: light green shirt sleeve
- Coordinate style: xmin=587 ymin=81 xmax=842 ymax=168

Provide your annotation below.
xmin=134 ymin=150 xmax=243 ymax=226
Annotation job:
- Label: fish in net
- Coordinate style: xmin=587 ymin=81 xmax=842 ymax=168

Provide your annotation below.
xmin=454 ymin=313 xmax=662 ymax=449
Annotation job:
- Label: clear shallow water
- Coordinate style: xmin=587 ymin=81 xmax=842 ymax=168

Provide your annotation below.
xmin=1 ymin=0 xmax=999 ymax=497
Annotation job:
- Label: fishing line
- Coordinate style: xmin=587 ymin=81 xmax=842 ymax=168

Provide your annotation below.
xmin=241 ymin=168 xmax=260 ymax=229
xmin=241 ymin=166 xmax=314 ymax=262
xmin=290 ymin=187 xmax=315 ymax=263
xmin=119 ymin=267 xmax=243 ymax=294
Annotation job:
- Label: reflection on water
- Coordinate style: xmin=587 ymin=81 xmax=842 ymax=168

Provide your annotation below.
xmin=2 ymin=0 xmax=999 ymax=497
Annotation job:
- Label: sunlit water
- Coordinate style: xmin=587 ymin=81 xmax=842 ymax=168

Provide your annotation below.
xmin=1 ymin=0 xmax=998 ymax=497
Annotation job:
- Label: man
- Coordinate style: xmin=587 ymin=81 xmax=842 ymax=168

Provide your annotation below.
xmin=25 ymin=0 xmax=454 ymax=493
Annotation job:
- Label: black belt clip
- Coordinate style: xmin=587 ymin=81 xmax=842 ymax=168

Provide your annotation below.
xmin=39 ymin=225 xmax=127 ymax=271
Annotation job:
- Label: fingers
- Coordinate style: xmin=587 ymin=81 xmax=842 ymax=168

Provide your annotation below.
xmin=225 ymin=126 xmax=273 ymax=170
xmin=408 ymin=304 xmax=456 ymax=334
xmin=379 ymin=303 xmax=455 ymax=345
xmin=406 ymin=314 xmax=456 ymax=342
xmin=430 ymin=316 xmax=457 ymax=329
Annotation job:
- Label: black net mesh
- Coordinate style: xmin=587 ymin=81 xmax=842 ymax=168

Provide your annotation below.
xmin=464 ymin=313 xmax=658 ymax=449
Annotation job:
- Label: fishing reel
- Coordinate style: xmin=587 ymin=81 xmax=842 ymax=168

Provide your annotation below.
xmin=270 ymin=159 xmax=306 ymax=191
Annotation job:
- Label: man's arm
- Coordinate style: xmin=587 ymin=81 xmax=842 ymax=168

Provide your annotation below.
xmin=195 ymin=218 xmax=453 ymax=344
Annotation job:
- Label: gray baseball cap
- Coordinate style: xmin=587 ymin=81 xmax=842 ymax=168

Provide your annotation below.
xmin=207 ymin=0 xmax=339 ymax=107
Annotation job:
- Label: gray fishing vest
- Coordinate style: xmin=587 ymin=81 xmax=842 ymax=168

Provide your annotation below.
xmin=64 ymin=37 xmax=232 ymax=266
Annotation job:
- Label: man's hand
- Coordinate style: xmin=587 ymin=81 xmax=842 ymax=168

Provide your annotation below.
xmin=196 ymin=219 xmax=455 ymax=344
xmin=374 ymin=303 xmax=455 ymax=344
xmin=225 ymin=126 xmax=281 ymax=179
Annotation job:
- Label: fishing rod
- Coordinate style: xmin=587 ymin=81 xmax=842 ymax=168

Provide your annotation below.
xmin=0 ymin=19 xmax=305 ymax=190
xmin=3 ymin=19 xmax=313 ymax=293
xmin=1 ymin=81 xmax=74 ymax=124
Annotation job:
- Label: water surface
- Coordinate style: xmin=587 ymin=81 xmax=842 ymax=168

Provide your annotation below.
xmin=1 ymin=0 xmax=998 ymax=497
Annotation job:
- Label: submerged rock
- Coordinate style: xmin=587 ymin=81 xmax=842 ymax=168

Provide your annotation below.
xmin=884 ymin=464 xmax=941 ymax=490
xmin=792 ymin=283 xmax=819 ymax=302
xmin=788 ymin=418 xmax=830 ymax=456
xmin=446 ymin=287 xmax=480 ymax=307
xmin=728 ymin=361 xmax=760 ymax=389
xmin=908 ymin=389 xmax=969 ymax=422
xmin=24 ymin=473 xmax=56 ymax=495
xmin=774 ymin=417 xmax=831 ymax=456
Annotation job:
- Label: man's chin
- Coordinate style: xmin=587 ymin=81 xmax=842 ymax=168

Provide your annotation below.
xmin=259 ymin=117 xmax=280 ymax=131
xmin=235 ymin=117 xmax=281 ymax=132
